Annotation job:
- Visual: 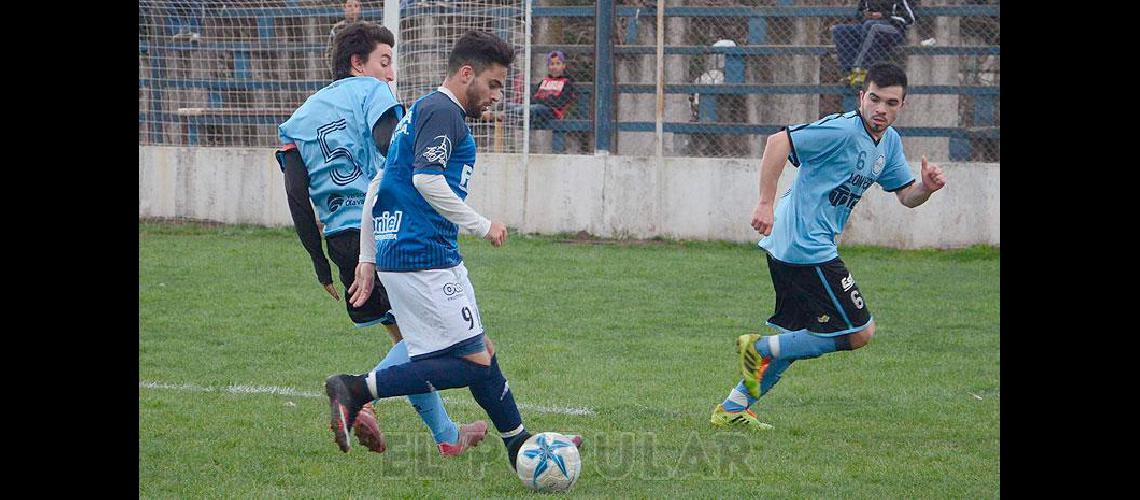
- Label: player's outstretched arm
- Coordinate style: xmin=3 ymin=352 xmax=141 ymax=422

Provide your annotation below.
xmin=279 ymin=147 xmax=336 ymax=298
xmin=895 ymin=155 xmax=946 ymax=208
xmin=752 ymin=132 xmax=791 ymax=236
xmin=412 ymin=173 xmax=505 ymax=246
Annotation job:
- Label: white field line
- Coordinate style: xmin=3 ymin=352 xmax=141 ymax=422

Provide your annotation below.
xmin=139 ymin=381 xmax=596 ymax=417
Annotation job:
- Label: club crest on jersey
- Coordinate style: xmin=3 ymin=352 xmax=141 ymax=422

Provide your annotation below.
xmin=372 ymin=210 xmax=403 ymax=240
xmin=423 ymin=135 xmax=452 ymax=164
xmin=871 ymin=153 xmax=886 ymax=176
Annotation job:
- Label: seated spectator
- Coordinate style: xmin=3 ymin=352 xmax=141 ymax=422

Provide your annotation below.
xmin=482 ymin=50 xmax=578 ymax=128
xmin=831 ymin=1 xmax=915 ymax=88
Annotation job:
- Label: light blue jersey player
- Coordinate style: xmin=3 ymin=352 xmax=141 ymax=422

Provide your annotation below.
xmin=278 ymin=75 xmax=401 ymax=237
xmin=759 ymin=109 xmax=914 ymax=265
xmin=711 ymin=63 xmax=948 ymax=431
xmin=330 ymin=31 xmax=582 ymax=474
xmin=276 ymin=22 xmax=486 ymax=458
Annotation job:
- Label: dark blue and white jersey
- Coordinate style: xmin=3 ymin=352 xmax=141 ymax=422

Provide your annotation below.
xmin=759 ymin=110 xmax=915 ymax=264
xmin=373 ymin=88 xmax=479 ymax=272
xmin=278 ymin=77 xmax=403 ymax=236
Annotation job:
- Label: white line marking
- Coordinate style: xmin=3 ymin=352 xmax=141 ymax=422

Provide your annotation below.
xmin=139 ymin=381 xmax=596 ymax=417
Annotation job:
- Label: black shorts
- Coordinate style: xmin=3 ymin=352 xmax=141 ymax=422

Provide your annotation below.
xmin=325 ymin=230 xmax=394 ymax=327
xmin=765 ymin=253 xmax=872 ymax=336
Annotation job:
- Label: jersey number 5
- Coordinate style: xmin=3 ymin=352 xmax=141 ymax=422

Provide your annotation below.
xmin=318 ymin=119 xmax=363 ymax=186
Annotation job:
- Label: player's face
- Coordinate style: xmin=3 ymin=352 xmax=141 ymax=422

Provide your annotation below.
xmin=344 ymin=0 xmax=361 ymax=22
xmin=463 ymin=63 xmax=507 ymax=118
xmin=355 ymin=43 xmax=395 ymax=82
xmin=858 ymin=82 xmax=905 ymax=136
xmin=547 ymin=56 xmax=565 ymax=77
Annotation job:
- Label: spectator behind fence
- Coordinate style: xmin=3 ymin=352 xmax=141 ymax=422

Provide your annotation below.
xmin=481 ymin=50 xmax=577 ymax=128
xmin=831 ymin=1 xmax=915 ymax=88
xmin=327 ymin=0 xmax=364 ymax=75
xmin=687 ymin=39 xmax=749 ymax=158
xmin=689 ymin=39 xmax=735 ymax=122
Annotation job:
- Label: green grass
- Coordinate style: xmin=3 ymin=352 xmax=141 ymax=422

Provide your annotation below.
xmin=139 ymin=222 xmax=999 ymax=497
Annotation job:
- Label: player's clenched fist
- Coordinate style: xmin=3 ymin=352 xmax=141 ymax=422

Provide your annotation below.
xmin=751 ymin=202 xmax=775 ymax=236
xmin=485 ymin=221 xmax=508 ymax=247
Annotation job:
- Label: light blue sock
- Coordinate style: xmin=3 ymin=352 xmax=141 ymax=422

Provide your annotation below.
xmin=759 ymin=358 xmax=793 ymax=395
xmin=721 ymin=380 xmax=757 ymax=412
xmin=755 ymin=331 xmax=840 ymax=361
xmin=373 ymin=340 xmax=459 ymax=445
xmin=721 ymin=357 xmax=796 ymax=411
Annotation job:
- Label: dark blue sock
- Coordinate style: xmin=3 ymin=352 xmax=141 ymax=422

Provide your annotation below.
xmin=372 ymin=341 xmax=459 ymax=445
xmin=365 ymin=354 xmax=528 ymax=467
xmin=466 ymin=355 xmax=525 ymax=437
xmin=366 ymin=357 xmax=473 ymax=399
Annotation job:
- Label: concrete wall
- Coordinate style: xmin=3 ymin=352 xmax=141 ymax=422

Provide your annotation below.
xmin=140 ymin=146 xmax=999 ymax=248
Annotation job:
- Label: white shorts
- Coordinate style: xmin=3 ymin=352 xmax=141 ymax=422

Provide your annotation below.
xmin=378 ymin=263 xmax=485 ymax=357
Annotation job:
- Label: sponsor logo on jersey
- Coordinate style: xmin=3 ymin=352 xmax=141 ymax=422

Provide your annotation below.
xmin=443 ymin=282 xmax=464 ymax=296
xmin=328 ymin=193 xmax=364 ymax=212
xmin=828 ymin=185 xmax=862 ymax=209
xmin=373 ymin=210 xmax=403 ymax=240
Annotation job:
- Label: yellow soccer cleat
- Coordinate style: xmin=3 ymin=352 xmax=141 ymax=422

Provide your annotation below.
xmin=736 ymin=333 xmax=770 ymax=398
xmin=709 ymin=403 xmax=774 ymax=431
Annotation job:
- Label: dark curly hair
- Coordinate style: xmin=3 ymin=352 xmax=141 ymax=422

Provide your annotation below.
xmin=447 ymin=31 xmax=515 ymax=76
xmin=331 ymin=22 xmax=395 ymax=80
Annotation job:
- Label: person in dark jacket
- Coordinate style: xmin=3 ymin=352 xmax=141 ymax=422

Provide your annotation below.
xmin=831 ymin=1 xmax=916 ymax=87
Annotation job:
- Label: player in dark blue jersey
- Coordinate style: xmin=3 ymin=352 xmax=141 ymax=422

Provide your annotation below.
xmin=326 ymin=30 xmax=581 ymax=472
xmin=710 ymin=63 xmax=947 ymax=430
xmin=277 ymin=22 xmax=485 ymax=456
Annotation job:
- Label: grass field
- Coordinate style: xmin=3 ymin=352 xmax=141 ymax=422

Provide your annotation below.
xmin=139 ymin=222 xmax=999 ymax=497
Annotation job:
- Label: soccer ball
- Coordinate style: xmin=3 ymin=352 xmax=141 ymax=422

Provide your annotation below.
xmin=515 ymin=432 xmax=581 ymax=492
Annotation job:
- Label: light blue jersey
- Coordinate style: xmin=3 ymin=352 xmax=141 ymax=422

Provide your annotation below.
xmin=278 ymin=77 xmax=403 ymax=236
xmin=373 ymin=89 xmax=478 ymax=272
xmin=759 ymin=110 xmax=915 ymax=264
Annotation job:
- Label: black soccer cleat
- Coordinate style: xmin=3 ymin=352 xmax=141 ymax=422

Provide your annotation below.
xmin=506 ymin=430 xmax=532 ymax=471
xmin=324 ymin=374 xmax=368 ymax=453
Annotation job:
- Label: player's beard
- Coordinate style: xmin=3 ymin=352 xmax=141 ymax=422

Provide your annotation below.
xmin=463 ymin=86 xmax=484 ymax=118
xmin=863 ymin=115 xmax=886 ymax=133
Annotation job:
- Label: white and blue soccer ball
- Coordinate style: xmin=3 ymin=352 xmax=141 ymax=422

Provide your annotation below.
xmin=515 ymin=432 xmax=581 ymax=492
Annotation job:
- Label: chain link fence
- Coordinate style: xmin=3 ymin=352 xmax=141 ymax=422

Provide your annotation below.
xmin=140 ymin=0 xmax=347 ymax=148
xmin=396 ymin=0 xmax=526 ymax=153
xmin=138 ymin=0 xmax=526 ymax=151
xmin=139 ymin=0 xmax=998 ymax=160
